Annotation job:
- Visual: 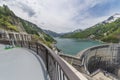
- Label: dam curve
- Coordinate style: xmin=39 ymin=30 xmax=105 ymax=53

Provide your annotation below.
xmin=77 ymin=44 xmax=120 ymax=78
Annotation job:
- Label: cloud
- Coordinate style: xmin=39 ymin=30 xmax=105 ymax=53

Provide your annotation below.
xmin=17 ymin=2 xmax=36 ymax=17
xmin=0 ymin=0 xmax=119 ymax=32
xmin=0 ymin=0 xmax=36 ymax=17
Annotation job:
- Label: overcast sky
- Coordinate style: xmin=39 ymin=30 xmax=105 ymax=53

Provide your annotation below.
xmin=0 ymin=0 xmax=120 ymax=33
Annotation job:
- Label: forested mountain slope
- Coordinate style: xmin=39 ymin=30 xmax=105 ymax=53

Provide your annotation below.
xmin=62 ymin=15 xmax=120 ymax=43
xmin=0 ymin=5 xmax=55 ymax=46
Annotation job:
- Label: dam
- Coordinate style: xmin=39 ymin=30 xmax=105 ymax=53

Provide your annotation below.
xmin=60 ymin=44 xmax=120 ymax=80
xmin=78 ymin=44 xmax=120 ymax=76
xmin=0 ymin=30 xmax=120 ymax=80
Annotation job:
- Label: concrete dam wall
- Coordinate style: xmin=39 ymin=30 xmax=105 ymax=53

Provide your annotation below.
xmin=77 ymin=44 xmax=120 ymax=78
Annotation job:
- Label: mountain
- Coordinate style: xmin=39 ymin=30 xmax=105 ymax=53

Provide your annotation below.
xmin=61 ymin=29 xmax=82 ymax=38
xmin=62 ymin=14 xmax=120 ymax=43
xmin=73 ymin=29 xmax=82 ymax=33
xmin=43 ymin=30 xmax=61 ymax=37
xmin=103 ymin=13 xmax=120 ymax=24
xmin=0 ymin=5 xmax=55 ymax=45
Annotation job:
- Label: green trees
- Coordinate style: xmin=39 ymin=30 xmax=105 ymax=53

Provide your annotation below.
xmin=0 ymin=5 xmax=18 ymax=32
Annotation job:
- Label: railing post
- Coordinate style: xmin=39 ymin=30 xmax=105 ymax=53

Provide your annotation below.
xmin=63 ymin=73 xmax=65 ymax=80
xmin=36 ymin=42 xmax=38 ymax=54
xmin=46 ymin=49 xmax=49 ymax=71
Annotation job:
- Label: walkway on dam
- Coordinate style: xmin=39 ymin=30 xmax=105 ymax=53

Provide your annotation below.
xmin=0 ymin=44 xmax=49 ymax=80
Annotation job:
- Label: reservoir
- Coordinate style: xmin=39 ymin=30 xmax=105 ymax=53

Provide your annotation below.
xmin=55 ymin=37 xmax=103 ymax=55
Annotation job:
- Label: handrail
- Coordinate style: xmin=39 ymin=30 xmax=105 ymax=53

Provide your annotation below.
xmin=29 ymin=42 xmax=81 ymax=80
xmin=0 ymin=40 xmax=82 ymax=80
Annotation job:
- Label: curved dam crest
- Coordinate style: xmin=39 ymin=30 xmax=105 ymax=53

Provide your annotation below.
xmin=79 ymin=44 xmax=120 ymax=79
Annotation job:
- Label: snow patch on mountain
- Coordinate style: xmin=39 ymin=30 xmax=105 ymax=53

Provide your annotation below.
xmin=104 ymin=13 xmax=120 ymax=23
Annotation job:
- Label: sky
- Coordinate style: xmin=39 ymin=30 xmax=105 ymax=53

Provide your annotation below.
xmin=0 ymin=0 xmax=120 ymax=33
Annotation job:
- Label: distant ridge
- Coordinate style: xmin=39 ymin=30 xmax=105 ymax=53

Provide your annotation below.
xmin=43 ymin=30 xmax=61 ymax=37
xmin=62 ymin=13 xmax=120 ymax=43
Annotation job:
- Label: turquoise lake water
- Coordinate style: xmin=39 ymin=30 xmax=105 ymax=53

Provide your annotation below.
xmin=55 ymin=37 xmax=103 ymax=55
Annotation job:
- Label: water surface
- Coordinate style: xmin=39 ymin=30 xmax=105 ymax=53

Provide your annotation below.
xmin=55 ymin=37 xmax=103 ymax=55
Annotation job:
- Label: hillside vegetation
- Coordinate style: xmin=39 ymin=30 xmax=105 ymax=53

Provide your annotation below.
xmin=62 ymin=18 xmax=120 ymax=43
xmin=0 ymin=5 xmax=55 ymax=46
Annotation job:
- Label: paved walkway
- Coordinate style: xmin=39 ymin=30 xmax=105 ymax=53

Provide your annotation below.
xmin=0 ymin=44 xmax=49 ymax=80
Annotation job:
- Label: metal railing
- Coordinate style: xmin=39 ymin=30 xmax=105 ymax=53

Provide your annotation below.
xmin=0 ymin=40 xmax=81 ymax=80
